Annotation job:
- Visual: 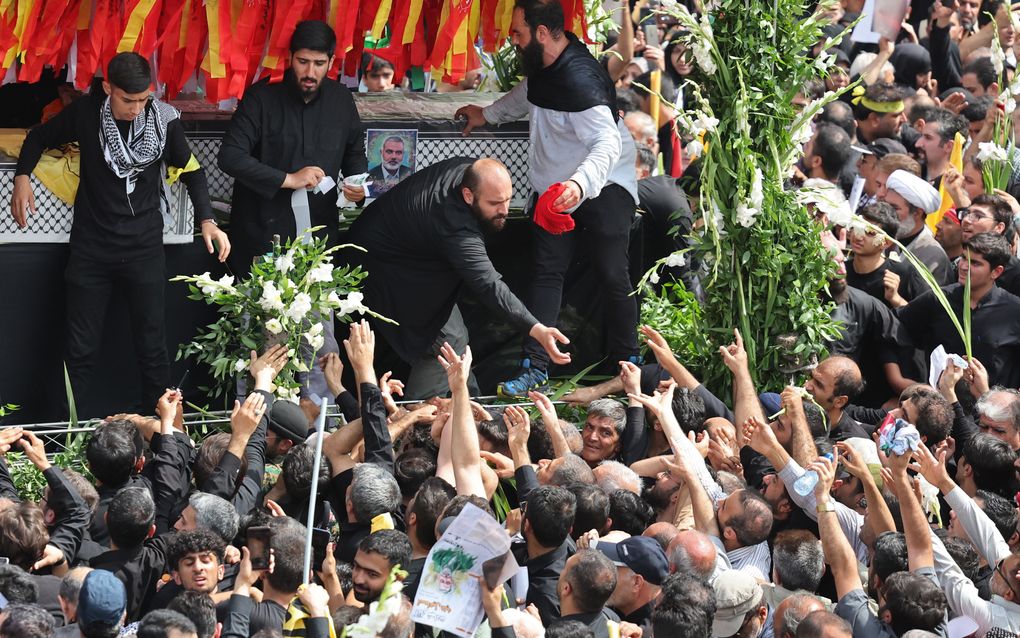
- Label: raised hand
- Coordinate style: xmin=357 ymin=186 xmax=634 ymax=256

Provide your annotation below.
xmin=231 ymin=392 xmax=267 ymax=439
xmin=640 ymin=325 xmax=676 ymax=367
xmin=966 ymin=356 xmax=990 ymax=399
xmin=251 ymin=344 xmax=289 ymax=385
xmin=318 ymin=352 xmax=344 ymax=397
xmin=437 ymin=342 xmax=472 ymax=390
xmin=156 ymin=389 xmax=181 ymax=428
xmin=718 ymin=329 xmax=749 ymax=374
xmin=0 ymin=427 xmax=24 ymax=455
xmin=834 ymin=441 xmax=870 ymax=480
xmin=627 ymin=380 xmax=677 ymax=423
xmin=18 ymin=430 xmax=50 ymax=471
xmin=619 ymin=361 xmax=642 ymax=397
xmin=910 ymin=440 xmax=955 ymax=493
xmin=528 ymin=390 xmax=558 ymax=427
xmin=529 ymin=324 xmax=571 ymax=365
xmin=742 ymin=415 xmax=779 ymax=456
xmin=808 ymin=452 xmax=838 ymax=500
xmin=503 ymin=405 xmax=532 ymax=452
xmin=343 ymin=320 xmax=376 ymax=382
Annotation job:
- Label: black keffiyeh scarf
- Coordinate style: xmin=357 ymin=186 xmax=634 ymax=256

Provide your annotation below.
xmin=99 ymin=96 xmax=179 ymax=196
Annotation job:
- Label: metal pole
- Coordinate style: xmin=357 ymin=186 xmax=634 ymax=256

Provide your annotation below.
xmin=302 ymin=396 xmax=329 ymax=586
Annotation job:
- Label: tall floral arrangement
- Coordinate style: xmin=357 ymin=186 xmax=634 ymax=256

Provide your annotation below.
xmin=173 ymin=229 xmax=390 ymax=401
xmin=641 ymin=0 xmax=846 ymax=392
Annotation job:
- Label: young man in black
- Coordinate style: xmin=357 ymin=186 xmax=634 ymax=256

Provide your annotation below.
xmin=11 ymin=52 xmax=228 ymax=411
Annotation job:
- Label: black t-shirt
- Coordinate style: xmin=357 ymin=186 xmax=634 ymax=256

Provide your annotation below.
xmin=846 ymin=257 xmax=924 ymax=308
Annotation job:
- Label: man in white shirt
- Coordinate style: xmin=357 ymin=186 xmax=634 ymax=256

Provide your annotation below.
xmin=456 ymin=0 xmax=640 ymax=397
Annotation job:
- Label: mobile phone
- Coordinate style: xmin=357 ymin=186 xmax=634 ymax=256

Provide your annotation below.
xmin=311 ymin=528 xmax=330 ymax=568
xmin=643 ymin=22 xmax=660 ymax=48
xmin=482 ymin=552 xmax=509 ymax=590
xmin=246 ymin=526 xmax=272 ymax=570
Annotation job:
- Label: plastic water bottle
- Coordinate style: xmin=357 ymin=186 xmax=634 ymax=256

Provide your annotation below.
xmin=793 ymin=453 xmax=834 ymax=497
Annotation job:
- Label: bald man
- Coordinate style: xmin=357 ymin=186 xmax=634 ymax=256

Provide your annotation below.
xmin=347 ymin=157 xmax=569 ymax=398
xmin=666 ymin=529 xmax=725 ymax=580
xmin=774 ymin=594 xmax=827 ymax=638
xmin=804 ymin=355 xmax=871 ymax=440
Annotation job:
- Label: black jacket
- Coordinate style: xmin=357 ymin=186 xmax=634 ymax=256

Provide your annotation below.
xmin=346 ymin=157 xmax=537 ymax=363
xmin=219 ymin=71 xmax=367 ymax=272
xmin=16 ymin=92 xmax=214 ymax=263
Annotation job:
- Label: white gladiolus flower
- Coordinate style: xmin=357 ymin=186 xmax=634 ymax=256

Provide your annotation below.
xmin=735 ymin=202 xmax=759 ymax=228
xmin=976 ymin=142 xmax=1010 ymax=163
xmin=265 ymin=318 xmax=284 ymax=335
xmin=325 ymin=290 xmax=342 ymax=308
xmin=649 ymin=271 xmax=661 ymax=284
xmin=276 ymin=386 xmax=299 ymax=403
xmin=306 ymin=322 xmax=323 ymax=337
xmin=814 ymin=49 xmax=833 ymax=73
xmin=234 ymin=359 xmax=247 ymax=372
xmin=285 ymin=293 xmax=313 ymax=323
xmin=686 ymin=140 xmax=704 ymax=159
xmin=665 ymin=252 xmax=687 ymax=268
xmin=991 ymin=36 xmax=1005 ymax=77
xmin=691 ymin=114 xmax=720 ymax=134
xmin=338 ymin=291 xmax=368 ymax=316
xmin=196 ymin=272 xmax=217 ymax=296
xmin=710 ymin=200 xmax=727 ymax=235
xmin=749 ymin=168 xmax=764 ymax=210
xmin=307 ymin=262 xmax=334 ymax=284
xmin=275 ymin=250 xmax=296 ymax=274
xmin=305 ymin=330 xmax=325 ymax=351
xmin=259 ymin=282 xmax=285 ymax=312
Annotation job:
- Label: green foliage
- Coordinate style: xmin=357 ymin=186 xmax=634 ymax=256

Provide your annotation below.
xmin=7 ymin=424 xmax=95 ymax=502
xmin=173 ymin=228 xmax=387 ymax=401
xmin=640 ymin=0 xmax=846 ymax=393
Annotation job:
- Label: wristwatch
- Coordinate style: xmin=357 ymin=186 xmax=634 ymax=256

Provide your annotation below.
xmin=816 ymin=500 xmax=836 ymax=514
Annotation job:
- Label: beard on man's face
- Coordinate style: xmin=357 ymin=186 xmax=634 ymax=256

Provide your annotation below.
xmin=469 ymin=199 xmax=508 ymax=235
xmin=517 ymin=38 xmax=545 ymax=76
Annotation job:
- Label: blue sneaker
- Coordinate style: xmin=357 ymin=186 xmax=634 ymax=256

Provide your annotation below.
xmin=497 ymin=359 xmax=549 ymax=398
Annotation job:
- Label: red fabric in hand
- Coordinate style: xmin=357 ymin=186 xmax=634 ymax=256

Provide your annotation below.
xmin=534 ymin=182 xmax=576 ymax=235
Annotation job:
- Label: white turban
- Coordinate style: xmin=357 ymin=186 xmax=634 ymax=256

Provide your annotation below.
xmin=886 ymin=169 xmax=941 ymax=214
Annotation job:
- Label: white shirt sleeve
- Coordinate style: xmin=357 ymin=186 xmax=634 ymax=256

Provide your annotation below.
xmin=944 ymin=486 xmax=1013 ymax=565
xmin=777 ymin=459 xmax=869 ymax=565
xmin=564 ymin=105 xmax=622 ymax=203
xmin=481 ymin=79 xmax=530 ymax=125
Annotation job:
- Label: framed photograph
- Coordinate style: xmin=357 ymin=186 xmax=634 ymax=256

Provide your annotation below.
xmin=365 ymin=129 xmax=418 ymax=197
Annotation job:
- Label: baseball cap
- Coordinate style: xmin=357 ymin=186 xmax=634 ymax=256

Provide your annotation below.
xmin=712 ymin=570 xmax=763 ymax=638
xmin=851 ymin=137 xmax=907 ymax=159
xmin=595 ymin=536 xmax=669 ymax=586
xmin=77 ymin=570 xmax=126 ymax=629
xmin=268 ymin=400 xmax=310 ymax=443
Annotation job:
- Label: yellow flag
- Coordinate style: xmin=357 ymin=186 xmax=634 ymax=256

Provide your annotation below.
xmin=929 ymin=131 xmax=965 ymax=232
xmin=371 ymin=512 xmax=395 ymax=533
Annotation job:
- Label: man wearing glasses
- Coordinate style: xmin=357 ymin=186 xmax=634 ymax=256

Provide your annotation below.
xmin=958 ymin=193 xmax=1020 ymax=296
xmin=10 ymin=52 xmax=228 ymax=412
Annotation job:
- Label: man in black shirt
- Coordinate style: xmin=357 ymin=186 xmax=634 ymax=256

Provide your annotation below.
xmin=11 ymin=52 xmax=227 ymax=410
xmin=219 ymin=20 xmax=367 ymax=402
xmin=899 ymin=232 xmax=1020 ymax=388
xmin=847 ymin=202 xmax=923 ymax=309
xmin=346 ymin=157 xmax=568 ymax=397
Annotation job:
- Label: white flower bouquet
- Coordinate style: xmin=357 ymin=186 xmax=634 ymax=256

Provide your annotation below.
xmin=172 ymin=227 xmax=391 ymax=401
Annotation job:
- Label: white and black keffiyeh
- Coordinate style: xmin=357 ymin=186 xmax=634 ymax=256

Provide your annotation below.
xmin=99 ymin=96 xmax=179 ymax=195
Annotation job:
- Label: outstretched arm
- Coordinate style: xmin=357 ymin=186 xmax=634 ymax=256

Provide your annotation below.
xmin=440 ymin=343 xmax=486 ymax=498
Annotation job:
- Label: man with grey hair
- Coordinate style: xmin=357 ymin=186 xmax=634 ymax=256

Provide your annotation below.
xmin=536 ymin=454 xmax=595 ymax=487
xmin=667 ymin=528 xmax=726 ymax=581
xmin=594 ymin=461 xmax=641 ymax=495
xmin=581 ymin=399 xmax=627 ymax=467
xmin=335 ymin=463 xmax=401 ymax=562
xmin=767 ymin=529 xmax=826 ymax=608
xmin=54 ymin=567 xmax=92 ymax=637
xmin=624 ymin=111 xmax=657 ymax=152
xmin=974 ymin=388 xmax=1020 ymax=451
xmin=174 ymin=492 xmax=239 ymax=543
xmin=774 ymin=593 xmax=826 ymax=638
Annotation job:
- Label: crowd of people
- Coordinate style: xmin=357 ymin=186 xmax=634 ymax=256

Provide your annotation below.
xmin=10 ymin=0 xmax=1020 ymax=636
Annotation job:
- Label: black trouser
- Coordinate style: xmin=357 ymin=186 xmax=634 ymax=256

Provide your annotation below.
xmin=521 ymin=183 xmax=639 ymax=370
xmin=64 ymin=251 xmax=169 ymax=411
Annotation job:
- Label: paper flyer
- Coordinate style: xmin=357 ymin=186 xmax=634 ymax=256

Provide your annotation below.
xmin=410 ymin=503 xmax=519 ymax=638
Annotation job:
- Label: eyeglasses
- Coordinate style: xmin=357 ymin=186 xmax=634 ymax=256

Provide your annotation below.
xmin=960 ymin=209 xmax=993 ymax=221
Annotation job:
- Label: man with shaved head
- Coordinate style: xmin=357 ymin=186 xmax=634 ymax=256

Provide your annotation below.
xmin=347 ymin=157 xmax=569 ymax=398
